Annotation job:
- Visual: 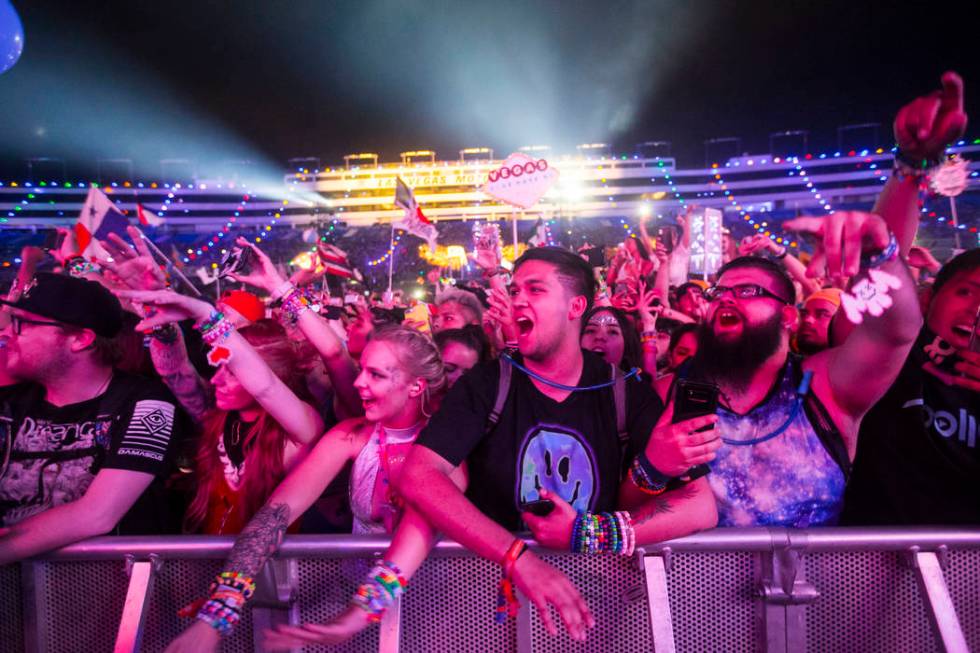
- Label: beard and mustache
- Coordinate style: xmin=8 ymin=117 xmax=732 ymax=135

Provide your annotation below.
xmin=689 ymin=310 xmax=784 ymax=391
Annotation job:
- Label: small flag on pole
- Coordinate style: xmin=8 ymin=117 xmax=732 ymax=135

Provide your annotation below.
xmin=74 ymin=187 xmax=130 ymax=259
xmin=393 ymin=177 xmax=438 ymax=249
xmin=136 ymin=203 xmax=164 ymax=227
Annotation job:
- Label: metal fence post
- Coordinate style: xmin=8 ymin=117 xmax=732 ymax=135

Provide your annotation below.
xmin=378 ymin=594 xmax=402 ymax=653
xmin=757 ymin=530 xmax=818 ymax=653
xmin=642 ymin=549 xmax=676 ymax=653
xmin=113 ymin=554 xmax=160 ymax=653
xmin=251 ymin=557 xmax=297 ymax=653
xmin=21 ymin=562 xmax=47 ymax=653
xmin=906 ymin=546 xmax=969 ymax=653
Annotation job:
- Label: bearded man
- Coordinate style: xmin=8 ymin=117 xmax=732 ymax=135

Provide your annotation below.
xmin=661 ymin=211 xmax=920 ymax=527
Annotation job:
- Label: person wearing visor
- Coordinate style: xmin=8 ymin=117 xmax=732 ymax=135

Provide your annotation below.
xmin=794 ymin=288 xmax=842 ymax=355
xmin=0 ymin=273 xmax=187 ymax=564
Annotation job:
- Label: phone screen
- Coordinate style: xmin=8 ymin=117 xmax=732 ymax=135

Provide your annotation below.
xmin=672 ymin=380 xmax=719 ymax=480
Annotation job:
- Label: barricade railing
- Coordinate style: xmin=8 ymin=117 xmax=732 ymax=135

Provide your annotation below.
xmin=3 ymin=527 xmax=979 ymax=653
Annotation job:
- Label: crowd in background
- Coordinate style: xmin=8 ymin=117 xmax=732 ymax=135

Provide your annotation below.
xmin=0 ymin=73 xmax=977 ymax=648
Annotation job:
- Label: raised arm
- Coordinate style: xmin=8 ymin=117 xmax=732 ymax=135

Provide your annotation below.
xmin=740 ymin=234 xmax=820 ymax=297
xmin=227 ymin=239 xmax=363 ymax=419
xmin=147 ymin=329 xmax=211 ymax=422
xmin=877 ymin=71 xmax=967 ymax=256
xmin=785 ymin=212 xmax=921 ymax=451
xmin=118 ymin=288 xmax=324 ymax=446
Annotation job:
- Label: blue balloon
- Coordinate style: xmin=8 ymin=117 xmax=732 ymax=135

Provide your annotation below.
xmin=0 ymin=0 xmax=24 ymax=75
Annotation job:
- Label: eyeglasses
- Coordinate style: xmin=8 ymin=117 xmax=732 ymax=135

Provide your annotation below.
xmin=705 ymin=284 xmax=791 ymax=305
xmin=9 ymin=314 xmax=66 ymax=335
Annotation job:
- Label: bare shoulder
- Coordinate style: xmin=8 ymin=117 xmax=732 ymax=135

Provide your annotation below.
xmin=317 ymin=417 xmax=373 ymax=456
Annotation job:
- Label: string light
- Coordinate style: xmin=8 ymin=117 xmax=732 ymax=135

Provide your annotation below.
xmin=655 ymin=159 xmax=686 ymax=208
xmin=711 ymin=164 xmax=798 ymax=249
xmin=367 ymin=231 xmax=403 ymax=267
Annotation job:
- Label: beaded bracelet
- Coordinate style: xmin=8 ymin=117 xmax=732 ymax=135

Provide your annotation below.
xmin=352 ymin=561 xmax=407 ymax=623
xmin=570 ymin=511 xmax=635 ymax=555
xmin=194 ymin=312 xmax=235 ymax=365
xmin=860 ymin=232 xmax=899 ymax=270
xmin=66 ymin=256 xmax=100 ymax=278
xmin=892 ymin=151 xmax=941 ymax=210
xmin=629 ymin=451 xmax=671 ymax=495
xmin=195 ymin=572 xmax=256 ymax=636
xmin=280 ymin=287 xmax=313 ymax=323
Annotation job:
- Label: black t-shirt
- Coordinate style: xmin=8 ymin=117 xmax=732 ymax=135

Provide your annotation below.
xmin=416 ymin=350 xmax=664 ymax=530
xmin=842 ymin=329 xmax=980 ymax=525
xmin=0 ymin=372 xmax=187 ymax=534
xmin=222 ymin=412 xmax=256 ymax=470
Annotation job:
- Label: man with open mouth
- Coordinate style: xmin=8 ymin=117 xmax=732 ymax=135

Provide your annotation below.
xmin=397 ymin=247 xmax=718 ymax=641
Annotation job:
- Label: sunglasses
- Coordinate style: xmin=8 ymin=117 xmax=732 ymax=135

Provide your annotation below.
xmin=705 ymin=284 xmax=791 ymax=305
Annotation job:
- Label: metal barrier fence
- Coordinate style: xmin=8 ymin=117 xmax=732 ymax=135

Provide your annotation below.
xmin=2 ymin=527 xmax=979 ymax=653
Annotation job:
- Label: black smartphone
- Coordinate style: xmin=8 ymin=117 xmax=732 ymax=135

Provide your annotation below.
xmin=322 ymin=305 xmax=344 ymax=320
xmin=672 ymin=379 xmax=720 ymax=480
xmin=370 ymin=306 xmax=406 ymax=325
xmin=218 ymin=247 xmax=253 ymax=279
xmin=42 ymin=229 xmax=66 ymax=252
xmin=519 ymin=499 xmax=555 ymax=517
xmin=583 ymin=246 xmax=606 ymax=268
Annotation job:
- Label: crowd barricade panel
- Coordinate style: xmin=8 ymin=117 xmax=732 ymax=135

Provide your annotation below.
xmin=2 ymin=528 xmax=979 ymax=652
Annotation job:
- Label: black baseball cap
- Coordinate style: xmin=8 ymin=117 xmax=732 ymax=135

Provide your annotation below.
xmin=0 ymin=272 xmax=124 ymax=337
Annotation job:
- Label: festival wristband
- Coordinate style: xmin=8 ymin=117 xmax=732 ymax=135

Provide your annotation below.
xmin=269 ymin=280 xmax=295 ymax=304
xmin=629 ymin=450 xmax=671 ymax=494
xmin=860 ymin=232 xmax=898 ymax=269
xmin=495 ymin=538 xmax=527 ymax=624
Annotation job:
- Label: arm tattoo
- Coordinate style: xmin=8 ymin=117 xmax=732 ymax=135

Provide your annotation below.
xmin=149 ymin=333 xmax=210 ymax=421
xmin=632 ymin=483 xmax=696 ymax=526
xmin=225 ymin=502 xmax=291 ymax=577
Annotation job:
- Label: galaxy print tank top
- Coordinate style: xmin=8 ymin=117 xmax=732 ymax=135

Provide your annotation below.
xmin=708 ymin=359 xmax=846 ymax=527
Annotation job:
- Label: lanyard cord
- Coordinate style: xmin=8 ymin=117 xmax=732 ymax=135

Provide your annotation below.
xmin=720 ymin=370 xmax=813 ymax=446
xmin=501 ymin=352 xmax=640 ymax=391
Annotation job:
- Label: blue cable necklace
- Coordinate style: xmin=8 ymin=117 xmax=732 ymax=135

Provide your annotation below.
xmin=501 ymin=352 xmax=641 ymax=391
xmin=720 ymin=370 xmax=813 ymax=446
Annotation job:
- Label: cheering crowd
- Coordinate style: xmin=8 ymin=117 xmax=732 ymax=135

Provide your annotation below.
xmin=0 ymin=74 xmax=977 ymax=648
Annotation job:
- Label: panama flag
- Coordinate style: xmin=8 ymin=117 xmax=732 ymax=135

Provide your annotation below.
xmin=74 ymin=188 xmax=130 ymax=259
xmin=392 ymin=176 xmax=438 ymax=249
xmin=136 ymin=203 xmax=164 ymax=227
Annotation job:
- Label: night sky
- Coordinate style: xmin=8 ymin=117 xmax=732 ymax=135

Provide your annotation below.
xmin=1 ymin=0 xmax=978 ymax=178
